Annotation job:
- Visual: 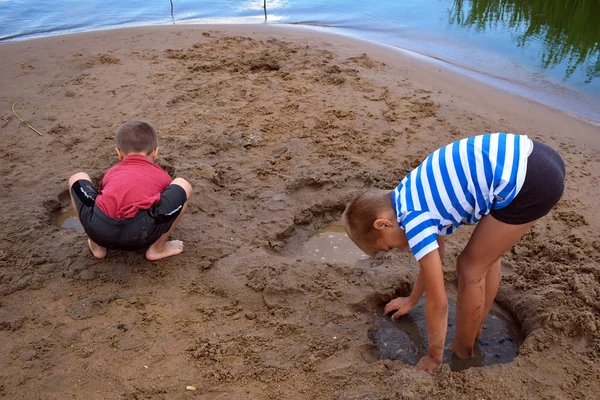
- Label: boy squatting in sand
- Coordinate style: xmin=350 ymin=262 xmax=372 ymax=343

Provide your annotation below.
xmin=343 ymin=133 xmax=565 ymax=372
xmin=68 ymin=120 xmax=192 ymax=260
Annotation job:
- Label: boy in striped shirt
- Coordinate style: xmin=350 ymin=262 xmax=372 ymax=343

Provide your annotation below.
xmin=343 ymin=133 xmax=565 ymax=372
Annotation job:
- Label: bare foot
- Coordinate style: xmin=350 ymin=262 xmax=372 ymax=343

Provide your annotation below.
xmin=88 ymin=239 xmax=107 ymax=259
xmin=146 ymin=240 xmax=184 ymax=261
xmin=450 ymin=339 xmax=473 ymax=359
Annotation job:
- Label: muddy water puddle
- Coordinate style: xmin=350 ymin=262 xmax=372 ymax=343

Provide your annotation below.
xmin=55 ymin=209 xmax=84 ymax=233
xmin=369 ymin=298 xmax=523 ymax=371
xmin=301 ymin=225 xmax=369 ymax=264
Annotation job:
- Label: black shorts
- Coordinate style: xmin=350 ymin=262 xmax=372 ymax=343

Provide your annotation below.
xmin=490 ymin=140 xmax=565 ymax=225
xmin=70 ymin=179 xmax=187 ymax=251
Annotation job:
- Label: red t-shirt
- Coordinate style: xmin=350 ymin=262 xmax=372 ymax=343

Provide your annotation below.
xmin=95 ymin=155 xmax=172 ymax=219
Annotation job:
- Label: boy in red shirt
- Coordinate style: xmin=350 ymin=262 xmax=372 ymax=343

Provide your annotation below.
xmin=68 ymin=120 xmax=192 ymax=260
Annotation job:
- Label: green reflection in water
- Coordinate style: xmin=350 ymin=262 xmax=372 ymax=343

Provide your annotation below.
xmin=449 ymin=0 xmax=600 ymax=83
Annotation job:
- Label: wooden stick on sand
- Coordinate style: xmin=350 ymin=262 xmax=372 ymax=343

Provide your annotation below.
xmin=11 ymin=101 xmax=42 ymax=136
xmin=264 ymin=0 xmax=267 ymax=20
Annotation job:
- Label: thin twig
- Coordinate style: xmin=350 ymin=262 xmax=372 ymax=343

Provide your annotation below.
xmin=11 ymin=101 xmax=42 ymax=136
xmin=0 ymin=115 xmax=9 ymax=128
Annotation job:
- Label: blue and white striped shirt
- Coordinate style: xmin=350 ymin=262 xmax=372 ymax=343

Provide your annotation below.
xmin=390 ymin=133 xmax=533 ymax=261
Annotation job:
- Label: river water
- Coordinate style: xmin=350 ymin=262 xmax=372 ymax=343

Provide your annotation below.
xmin=1 ymin=0 xmax=598 ymax=122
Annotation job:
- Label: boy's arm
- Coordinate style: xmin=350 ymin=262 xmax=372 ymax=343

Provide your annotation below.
xmin=385 ymin=236 xmax=446 ymax=319
xmin=437 ymin=235 xmax=445 ymax=260
xmin=384 ymin=267 xmax=425 ymax=319
xmin=416 ymin=249 xmax=448 ymax=372
xmin=409 ymin=236 xmax=445 ymax=301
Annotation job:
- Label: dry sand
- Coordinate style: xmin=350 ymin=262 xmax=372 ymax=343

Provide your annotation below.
xmin=0 ymin=24 xmax=599 ymax=399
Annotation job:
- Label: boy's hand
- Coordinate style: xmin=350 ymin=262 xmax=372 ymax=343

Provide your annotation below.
xmin=416 ymin=354 xmax=442 ymax=373
xmin=384 ymin=297 xmax=416 ymax=319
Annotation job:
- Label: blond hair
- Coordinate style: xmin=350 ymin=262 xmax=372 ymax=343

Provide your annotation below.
xmin=342 ymin=190 xmax=393 ymax=255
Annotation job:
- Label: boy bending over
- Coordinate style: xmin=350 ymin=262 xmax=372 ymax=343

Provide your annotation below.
xmin=68 ymin=120 xmax=192 ymax=260
xmin=343 ymin=133 xmax=564 ymax=372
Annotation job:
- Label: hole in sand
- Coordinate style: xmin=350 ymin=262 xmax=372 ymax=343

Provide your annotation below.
xmin=368 ymin=297 xmax=524 ymax=371
xmin=54 ymin=208 xmax=85 ymax=233
xmin=298 ymin=224 xmax=369 ymax=265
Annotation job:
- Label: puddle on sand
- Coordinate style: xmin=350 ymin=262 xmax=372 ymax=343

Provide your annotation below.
xmin=301 ymin=225 xmax=369 ymax=264
xmin=55 ymin=209 xmax=85 ymax=233
xmin=369 ymin=298 xmax=523 ymax=371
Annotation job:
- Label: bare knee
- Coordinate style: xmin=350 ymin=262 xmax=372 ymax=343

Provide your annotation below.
xmin=172 ymin=177 xmax=192 ymax=200
xmin=457 ymin=252 xmax=487 ymax=284
xmin=456 ymin=252 xmax=472 ymax=276
xmin=69 ymin=172 xmax=91 ymax=188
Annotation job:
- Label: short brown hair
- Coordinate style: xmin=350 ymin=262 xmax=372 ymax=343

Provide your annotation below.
xmin=342 ymin=190 xmax=392 ymax=254
xmin=115 ymin=120 xmax=158 ymax=155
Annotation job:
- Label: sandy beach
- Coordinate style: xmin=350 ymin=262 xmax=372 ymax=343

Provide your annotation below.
xmin=0 ymin=25 xmax=599 ymax=399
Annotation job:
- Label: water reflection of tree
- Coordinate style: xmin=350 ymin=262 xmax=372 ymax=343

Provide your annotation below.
xmin=449 ymin=0 xmax=600 ymax=83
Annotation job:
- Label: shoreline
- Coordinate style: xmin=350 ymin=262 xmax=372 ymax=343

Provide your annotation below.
xmin=2 ymin=23 xmax=599 ymax=125
xmin=299 ymin=25 xmax=600 ymax=126
xmin=2 ymin=24 xmax=599 ymax=136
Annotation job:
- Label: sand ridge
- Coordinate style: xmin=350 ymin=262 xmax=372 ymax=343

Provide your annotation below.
xmin=0 ymin=25 xmax=599 ymax=399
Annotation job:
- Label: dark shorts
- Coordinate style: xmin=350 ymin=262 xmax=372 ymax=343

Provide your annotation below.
xmin=490 ymin=139 xmax=565 ymax=225
xmin=70 ymin=179 xmax=187 ymax=251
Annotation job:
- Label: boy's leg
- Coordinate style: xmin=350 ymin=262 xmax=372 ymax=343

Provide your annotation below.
xmin=68 ymin=172 xmax=107 ymax=259
xmin=451 ymin=214 xmax=534 ymax=358
xmin=478 ymin=258 xmax=501 ymax=338
xmin=68 ymin=172 xmax=91 ymax=213
xmin=146 ymin=178 xmax=192 ymax=261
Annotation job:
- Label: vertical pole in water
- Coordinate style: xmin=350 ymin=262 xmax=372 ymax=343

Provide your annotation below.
xmin=264 ymin=0 xmax=267 ymax=20
xmin=170 ymin=0 xmax=174 ymax=23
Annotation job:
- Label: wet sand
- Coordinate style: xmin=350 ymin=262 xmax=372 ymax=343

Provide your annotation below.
xmin=0 ymin=25 xmax=599 ymax=399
